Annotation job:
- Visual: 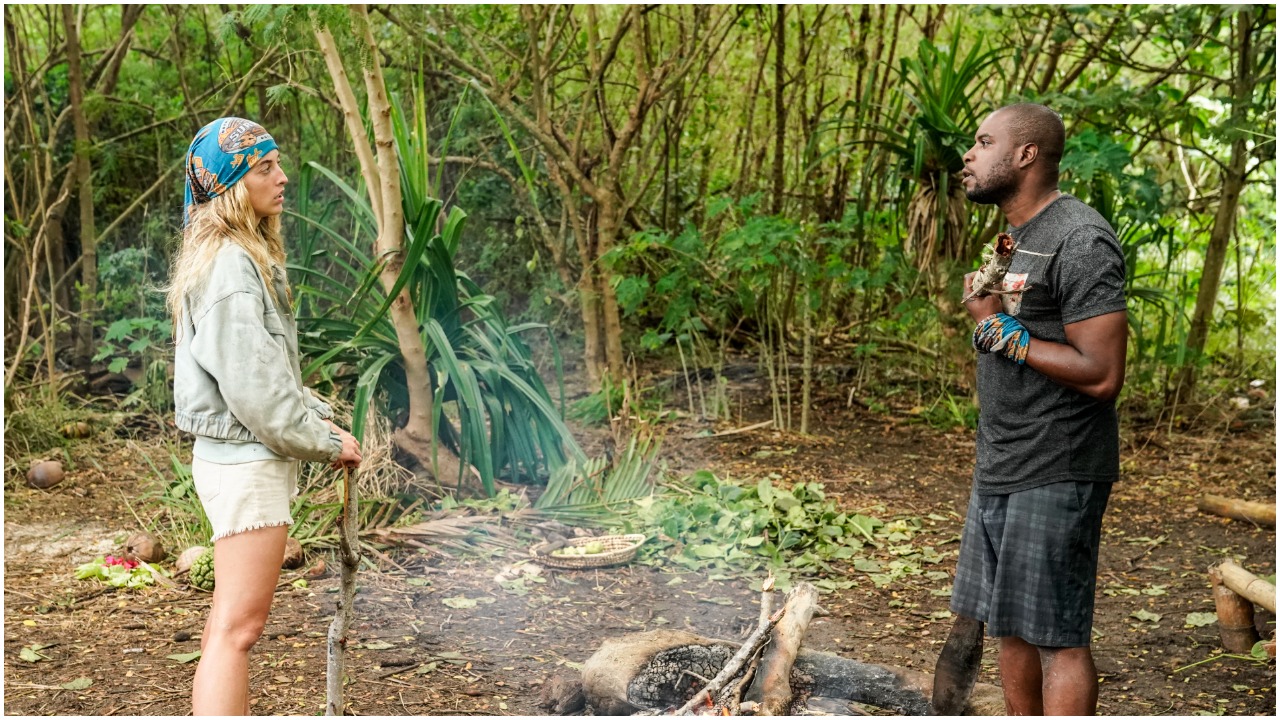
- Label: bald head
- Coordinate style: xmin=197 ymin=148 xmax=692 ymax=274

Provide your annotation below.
xmin=993 ymin=103 xmax=1065 ymax=173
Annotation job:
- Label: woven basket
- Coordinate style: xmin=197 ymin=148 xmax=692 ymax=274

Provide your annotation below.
xmin=531 ymin=534 xmax=646 ymax=570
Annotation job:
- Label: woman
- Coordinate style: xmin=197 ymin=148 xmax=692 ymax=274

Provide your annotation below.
xmin=168 ymin=117 xmax=362 ymax=714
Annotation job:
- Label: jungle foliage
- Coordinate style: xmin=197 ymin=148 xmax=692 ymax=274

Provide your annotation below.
xmin=4 ymin=5 xmax=1275 ymax=494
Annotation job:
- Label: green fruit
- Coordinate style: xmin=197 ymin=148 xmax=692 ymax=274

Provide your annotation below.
xmin=190 ymin=547 xmax=215 ymax=591
xmin=584 ymin=541 xmax=605 ymax=555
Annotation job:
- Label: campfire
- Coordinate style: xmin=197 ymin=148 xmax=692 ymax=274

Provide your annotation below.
xmin=541 ymin=580 xmax=1005 ymax=715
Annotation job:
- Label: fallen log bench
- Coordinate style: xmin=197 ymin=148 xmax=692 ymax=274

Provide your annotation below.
xmin=1209 ymin=560 xmax=1277 ymax=654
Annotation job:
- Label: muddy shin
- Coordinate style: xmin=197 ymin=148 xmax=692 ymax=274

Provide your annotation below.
xmin=930 ymin=615 xmax=984 ymax=715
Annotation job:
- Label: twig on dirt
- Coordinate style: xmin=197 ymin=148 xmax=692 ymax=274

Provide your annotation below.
xmin=361 ymin=676 xmax=417 ymax=688
xmin=362 ymin=542 xmax=411 ymax=573
xmin=105 ymin=697 xmax=166 ymax=715
xmin=117 ymin=487 xmax=147 ymax=530
xmin=683 ymin=419 xmax=773 ymax=440
xmin=68 ymin=586 xmax=118 ymax=607
xmin=376 ymin=664 xmax=419 ymax=680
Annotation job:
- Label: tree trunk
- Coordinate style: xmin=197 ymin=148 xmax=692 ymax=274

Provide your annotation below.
xmin=63 ymin=4 xmax=96 ymax=367
xmin=596 ymin=200 xmax=626 ymax=379
xmin=1175 ymin=8 xmax=1259 ymax=403
xmin=770 ymin=4 xmax=786 ymax=215
xmin=316 ymin=7 xmax=469 ymax=488
xmin=580 ymin=274 xmax=606 ymax=387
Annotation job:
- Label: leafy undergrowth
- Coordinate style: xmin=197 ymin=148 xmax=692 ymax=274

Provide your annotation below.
xmin=624 ymin=471 xmax=945 ymax=592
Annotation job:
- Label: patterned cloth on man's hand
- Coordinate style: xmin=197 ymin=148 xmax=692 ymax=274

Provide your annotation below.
xmin=973 ymin=312 xmax=1030 ymax=365
xmin=183 ymin=117 xmax=278 ymax=224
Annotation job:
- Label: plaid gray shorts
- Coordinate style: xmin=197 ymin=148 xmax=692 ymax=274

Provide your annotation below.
xmin=949 ymin=480 xmax=1112 ymax=647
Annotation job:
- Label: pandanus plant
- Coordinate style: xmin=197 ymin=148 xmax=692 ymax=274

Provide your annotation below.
xmin=288 ymin=89 xmax=584 ymax=497
xmin=861 ymin=28 xmax=1005 ymax=274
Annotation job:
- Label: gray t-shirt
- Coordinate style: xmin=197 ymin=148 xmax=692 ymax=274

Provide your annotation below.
xmin=974 ymin=194 xmax=1127 ymax=495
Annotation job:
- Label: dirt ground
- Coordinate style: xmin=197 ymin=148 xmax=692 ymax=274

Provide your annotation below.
xmin=4 ymin=364 xmax=1276 ymax=716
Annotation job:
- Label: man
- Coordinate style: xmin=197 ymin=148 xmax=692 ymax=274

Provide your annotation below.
xmin=936 ymin=103 xmax=1128 ymax=716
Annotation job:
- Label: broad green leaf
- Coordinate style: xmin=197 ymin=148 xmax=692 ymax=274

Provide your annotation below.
xmin=1130 ymin=609 xmax=1162 ymax=623
xmin=1185 ymin=612 xmax=1218 ymax=628
xmin=60 ymin=677 xmax=93 ymax=690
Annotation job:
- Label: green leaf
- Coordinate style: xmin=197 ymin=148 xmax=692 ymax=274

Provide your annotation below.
xmin=60 ymin=677 xmax=93 ymax=690
xmin=1130 ymin=609 xmax=1162 ymax=623
xmin=853 ymin=557 xmax=882 ymax=572
xmin=361 ymin=641 xmax=396 ymax=650
xmin=1185 ymin=612 xmax=1218 ymax=628
xmin=19 ymin=646 xmax=45 ymax=662
xmin=689 ymin=544 xmax=726 ymax=559
xmin=167 ymin=650 xmax=203 ymax=663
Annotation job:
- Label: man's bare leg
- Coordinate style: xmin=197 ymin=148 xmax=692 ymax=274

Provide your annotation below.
xmin=1040 ymin=646 xmax=1098 ymax=715
xmin=999 ymin=636 xmax=1044 ymax=715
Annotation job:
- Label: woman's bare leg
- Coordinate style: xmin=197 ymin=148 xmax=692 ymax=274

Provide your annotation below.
xmin=192 ymin=526 xmax=287 ymax=715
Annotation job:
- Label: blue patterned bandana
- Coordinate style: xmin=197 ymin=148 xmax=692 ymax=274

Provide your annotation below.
xmin=183 ymin=117 xmax=278 ymax=225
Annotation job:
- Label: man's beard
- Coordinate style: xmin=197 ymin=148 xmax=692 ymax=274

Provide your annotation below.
xmin=965 ymin=155 xmax=1017 ymax=205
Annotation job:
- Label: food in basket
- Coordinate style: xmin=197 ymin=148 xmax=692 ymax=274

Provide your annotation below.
xmin=552 ymin=540 xmax=606 ymax=557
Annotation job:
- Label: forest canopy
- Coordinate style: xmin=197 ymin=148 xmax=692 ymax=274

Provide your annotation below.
xmin=4 ymin=4 xmax=1275 ymax=445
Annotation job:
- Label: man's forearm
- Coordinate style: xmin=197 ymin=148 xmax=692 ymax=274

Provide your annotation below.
xmin=1024 ymin=311 xmax=1127 ymax=401
xmin=1025 ymin=338 xmax=1123 ymax=400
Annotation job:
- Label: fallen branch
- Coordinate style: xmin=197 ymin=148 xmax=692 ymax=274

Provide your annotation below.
xmin=675 ymin=586 xmax=788 ymax=715
xmin=727 ymin=581 xmax=775 ymax=715
xmin=747 ymin=581 xmax=820 ymax=715
xmin=1197 ymin=495 xmax=1276 ymax=528
xmin=1215 ymin=559 xmax=1276 ymax=613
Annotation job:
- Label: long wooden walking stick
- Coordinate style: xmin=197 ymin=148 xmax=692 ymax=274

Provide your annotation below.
xmin=325 ymin=465 xmax=361 ymax=715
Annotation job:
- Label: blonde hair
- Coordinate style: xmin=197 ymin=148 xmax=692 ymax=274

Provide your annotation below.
xmin=165 ymin=180 xmax=290 ymax=330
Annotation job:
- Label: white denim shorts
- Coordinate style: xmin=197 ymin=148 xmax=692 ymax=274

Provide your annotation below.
xmin=192 ymin=457 xmax=299 ymax=543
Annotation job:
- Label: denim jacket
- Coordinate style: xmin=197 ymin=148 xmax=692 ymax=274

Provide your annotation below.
xmin=174 ymin=242 xmax=342 ymax=464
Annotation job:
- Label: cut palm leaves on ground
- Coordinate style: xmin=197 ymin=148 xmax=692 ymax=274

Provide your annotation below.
xmin=534 ymin=433 xmax=663 ymax=523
